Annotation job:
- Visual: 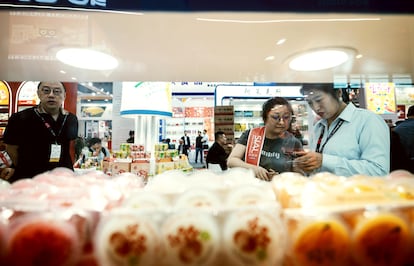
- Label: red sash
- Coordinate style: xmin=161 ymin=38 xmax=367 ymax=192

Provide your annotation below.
xmin=245 ymin=127 xmax=265 ymax=166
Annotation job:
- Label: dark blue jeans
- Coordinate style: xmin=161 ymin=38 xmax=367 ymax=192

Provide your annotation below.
xmin=195 ymin=147 xmax=203 ymax=163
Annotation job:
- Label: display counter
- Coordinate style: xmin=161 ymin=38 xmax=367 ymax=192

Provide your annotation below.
xmin=0 ymin=168 xmax=413 ymax=265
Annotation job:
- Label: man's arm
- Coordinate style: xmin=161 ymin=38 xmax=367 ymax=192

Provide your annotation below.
xmin=6 ymin=144 xmax=19 ymax=167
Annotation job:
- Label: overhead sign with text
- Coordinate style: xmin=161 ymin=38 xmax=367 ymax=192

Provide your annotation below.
xmin=2 ymin=0 xmax=414 ymax=13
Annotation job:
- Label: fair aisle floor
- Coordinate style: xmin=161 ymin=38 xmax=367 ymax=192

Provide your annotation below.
xmin=188 ymin=150 xmax=207 ymax=169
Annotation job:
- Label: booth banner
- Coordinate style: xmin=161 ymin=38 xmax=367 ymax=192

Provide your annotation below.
xmin=17 ymin=81 xmax=40 ymax=106
xmin=120 ymin=82 xmax=172 ymax=118
xmin=365 ymin=82 xmax=396 ymax=114
xmin=395 ymin=87 xmax=414 ymax=105
xmin=0 ymin=82 xmax=10 ymax=106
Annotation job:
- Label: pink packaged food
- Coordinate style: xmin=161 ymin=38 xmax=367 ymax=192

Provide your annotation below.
xmin=4 ymin=212 xmax=81 ymax=266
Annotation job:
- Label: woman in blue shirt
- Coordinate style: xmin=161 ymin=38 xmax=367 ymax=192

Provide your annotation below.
xmin=294 ymin=84 xmax=390 ymax=177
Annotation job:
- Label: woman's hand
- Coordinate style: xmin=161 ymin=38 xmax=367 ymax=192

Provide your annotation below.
xmin=293 ymin=151 xmax=322 ymax=173
xmin=254 ymin=166 xmax=278 ymax=181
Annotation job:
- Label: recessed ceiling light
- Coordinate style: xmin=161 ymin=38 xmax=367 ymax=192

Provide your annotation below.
xmin=276 ymin=38 xmax=286 ymax=45
xmin=288 ymin=47 xmax=356 ymax=71
xmin=56 ymin=48 xmax=118 ymax=70
xmin=356 ymin=54 xmax=363 ymax=59
xmin=265 ymin=56 xmax=275 ymax=61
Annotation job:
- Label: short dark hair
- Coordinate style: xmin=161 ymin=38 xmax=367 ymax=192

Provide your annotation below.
xmin=300 ymin=83 xmax=350 ymax=103
xmin=214 ymin=131 xmax=225 ymax=140
xmin=262 ymin=97 xmax=294 ymax=123
xmin=88 ymin=137 xmax=102 ymax=146
xmin=300 ymin=83 xmax=337 ymax=98
xmin=38 ymin=81 xmax=66 ymax=91
xmin=407 ymin=105 xmax=414 ymax=117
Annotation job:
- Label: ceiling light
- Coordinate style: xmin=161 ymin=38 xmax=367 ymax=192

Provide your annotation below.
xmin=196 ymin=17 xmax=380 ymax=24
xmin=276 ymin=38 xmax=286 ymax=45
xmin=288 ymin=47 xmax=356 ymax=71
xmin=56 ymin=48 xmax=118 ymax=70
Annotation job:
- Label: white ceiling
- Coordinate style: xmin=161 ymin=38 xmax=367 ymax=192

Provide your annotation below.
xmin=0 ymin=9 xmax=414 ymax=85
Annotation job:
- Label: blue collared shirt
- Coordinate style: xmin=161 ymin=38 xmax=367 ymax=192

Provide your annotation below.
xmin=309 ymin=103 xmax=390 ymax=177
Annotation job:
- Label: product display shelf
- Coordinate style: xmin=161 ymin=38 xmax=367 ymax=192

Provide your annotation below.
xmin=165 ymin=117 xmax=211 ymax=147
xmin=0 ymin=106 xmax=8 ymax=136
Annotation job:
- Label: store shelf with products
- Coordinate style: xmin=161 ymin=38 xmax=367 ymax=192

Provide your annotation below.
xmin=232 ymin=99 xmax=311 ymax=143
xmin=165 ymin=98 xmax=214 ymax=147
xmin=166 ymin=116 xmax=213 ymax=147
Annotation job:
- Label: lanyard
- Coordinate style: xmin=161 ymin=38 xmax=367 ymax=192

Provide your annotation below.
xmin=315 ymin=119 xmax=344 ymax=153
xmin=0 ymin=151 xmax=11 ymax=167
xmin=34 ymin=108 xmax=68 ymax=142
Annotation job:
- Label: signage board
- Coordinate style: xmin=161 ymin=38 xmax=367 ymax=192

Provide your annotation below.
xmin=1 ymin=0 xmax=414 ymax=13
xmin=215 ymin=85 xmax=303 ymax=106
xmin=365 ymin=82 xmax=396 ymax=114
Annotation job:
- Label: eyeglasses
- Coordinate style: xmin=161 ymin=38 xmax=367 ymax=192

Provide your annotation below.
xmin=40 ymin=87 xmax=64 ymax=96
xmin=270 ymin=114 xmax=291 ymax=122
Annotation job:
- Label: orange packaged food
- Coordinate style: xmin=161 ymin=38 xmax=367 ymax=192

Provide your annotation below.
xmin=288 ymin=215 xmax=351 ymax=266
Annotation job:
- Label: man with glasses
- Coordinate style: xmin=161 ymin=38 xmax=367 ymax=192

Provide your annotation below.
xmin=227 ymin=97 xmax=303 ymax=181
xmin=2 ymin=82 xmax=78 ymax=182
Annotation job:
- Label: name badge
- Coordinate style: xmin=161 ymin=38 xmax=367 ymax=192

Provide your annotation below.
xmin=50 ymin=144 xmax=61 ymax=162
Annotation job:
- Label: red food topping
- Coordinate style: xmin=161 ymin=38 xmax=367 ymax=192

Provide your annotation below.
xmin=167 ymin=225 xmax=204 ymax=263
xmin=7 ymin=221 xmax=77 ymax=266
xmin=108 ymin=224 xmax=147 ymax=258
xmin=233 ymin=217 xmax=270 ymax=258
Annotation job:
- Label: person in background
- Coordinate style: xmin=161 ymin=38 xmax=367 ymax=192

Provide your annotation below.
xmin=206 ymin=131 xmax=230 ymax=171
xmin=181 ymin=130 xmax=191 ymax=152
xmin=294 ymin=83 xmax=390 ymax=176
xmin=163 ymin=138 xmax=175 ymax=149
xmin=227 ymin=97 xmax=303 ymax=181
xmin=87 ymin=137 xmax=110 ymax=163
xmin=393 ymin=105 xmax=414 ymax=172
xmin=202 ymin=129 xmax=209 ymax=149
xmin=390 ymin=128 xmax=411 ymax=171
xmin=74 ymin=135 xmax=85 ymax=161
xmin=177 ymin=138 xmax=188 ymax=156
xmin=126 ymin=130 xmax=134 ymax=143
xmin=3 ymin=82 xmax=78 ymax=182
xmin=195 ymin=130 xmax=204 ymax=163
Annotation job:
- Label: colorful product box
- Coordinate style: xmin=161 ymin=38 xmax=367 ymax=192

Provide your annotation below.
xmin=130 ymin=161 xmax=150 ymax=180
xmin=111 ymin=162 xmax=131 ymax=175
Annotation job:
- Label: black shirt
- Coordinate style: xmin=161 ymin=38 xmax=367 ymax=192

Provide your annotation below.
xmin=238 ymin=129 xmax=303 ymax=173
xmin=206 ymin=142 xmax=228 ymax=170
xmin=4 ymin=107 xmax=78 ymax=182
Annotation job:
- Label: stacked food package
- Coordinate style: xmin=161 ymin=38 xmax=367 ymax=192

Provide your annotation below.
xmin=103 ymin=143 xmax=193 ymax=181
xmin=0 ymin=167 xmax=413 ymax=265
